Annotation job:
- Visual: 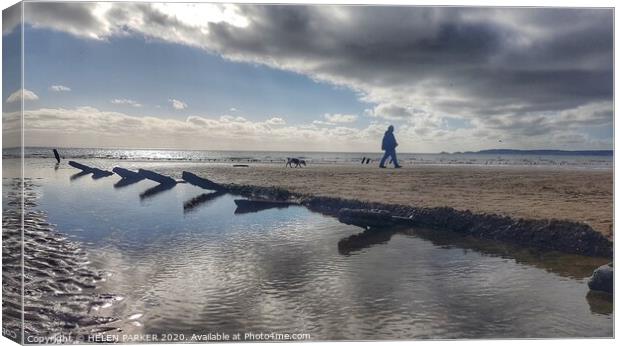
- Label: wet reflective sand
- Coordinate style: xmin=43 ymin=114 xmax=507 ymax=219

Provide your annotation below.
xmin=2 ymin=179 xmax=122 ymax=342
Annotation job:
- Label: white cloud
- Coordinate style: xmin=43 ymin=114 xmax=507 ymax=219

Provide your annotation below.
xmin=366 ymin=104 xmax=414 ymax=120
xmin=219 ymin=115 xmax=247 ymax=122
xmin=169 ymin=98 xmax=187 ymax=110
xmin=312 ymin=120 xmax=334 ymax=126
xmin=49 ymin=85 xmax=71 ymax=92
xmin=229 ymin=107 xmax=238 ymax=112
xmin=6 ymin=88 xmax=39 ymax=103
xmin=12 ymin=106 xmax=392 ymax=151
xmin=152 ymin=3 xmax=249 ymax=28
xmin=266 ymin=117 xmax=286 ymax=125
xmin=324 ymin=113 xmax=358 ymax=124
xmin=110 ymin=98 xmax=142 ymax=107
xmin=5 ymin=105 xmax=610 ymax=152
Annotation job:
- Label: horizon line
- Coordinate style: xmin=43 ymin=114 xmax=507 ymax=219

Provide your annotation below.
xmin=3 ymin=145 xmax=614 ymax=155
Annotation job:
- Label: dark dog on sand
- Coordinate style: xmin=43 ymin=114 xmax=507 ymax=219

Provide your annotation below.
xmin=286 ymin=158 xmax=307 ymax=168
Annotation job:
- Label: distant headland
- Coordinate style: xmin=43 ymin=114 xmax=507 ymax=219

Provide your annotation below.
xmin=445 ymin=149 xmax=613 ymax=156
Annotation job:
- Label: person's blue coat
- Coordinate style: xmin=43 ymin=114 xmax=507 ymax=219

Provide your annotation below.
xmin=381 ymin=130 xmax=398 ymax=151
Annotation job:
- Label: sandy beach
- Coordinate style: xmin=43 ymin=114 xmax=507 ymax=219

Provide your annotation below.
xmin=157 ymin=163 xmax=613 ymax=238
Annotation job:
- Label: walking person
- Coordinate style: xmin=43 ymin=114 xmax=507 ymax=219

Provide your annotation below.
xmin=379 ymin=125 xmax=402 ymax=168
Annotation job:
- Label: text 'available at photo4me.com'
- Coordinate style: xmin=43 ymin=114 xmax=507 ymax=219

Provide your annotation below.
xmin=22 ymin=331 xmax=313 ymax=344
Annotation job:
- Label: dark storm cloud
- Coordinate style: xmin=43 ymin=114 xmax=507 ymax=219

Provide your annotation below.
xmin=207 ymin=6 xmax=504 ymax=74
xmin=22 ymin=2 xmax=105 ymax=38
xmin=204 ymin=6 xmax=612 ymax=113
xmin=2 ymin=2 xmax=21 ymax=35
xmin=208 ymin=5 xmax=612 ymax=148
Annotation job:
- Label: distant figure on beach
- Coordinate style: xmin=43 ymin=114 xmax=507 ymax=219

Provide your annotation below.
xmin=53 ymin=149 xmax=61 ymax=164
xmin=286 ymin=157 xmax=306 ymax=168
xmin=379 ymin=125 xmax=402 ymax=168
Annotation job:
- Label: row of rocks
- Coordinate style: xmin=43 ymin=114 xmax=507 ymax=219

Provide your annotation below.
xmin=225 ymin=183 xmax=612 ymax=258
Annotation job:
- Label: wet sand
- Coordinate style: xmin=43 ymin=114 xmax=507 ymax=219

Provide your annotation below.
xmin=157 ymin=164 xmax=613 ymax=238
xmin=2 ymin=179 xmax=120 ymax=341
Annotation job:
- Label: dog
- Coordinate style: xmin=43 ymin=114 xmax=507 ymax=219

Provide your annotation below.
xmin=286 ymin=157 xmax=307 ymax=168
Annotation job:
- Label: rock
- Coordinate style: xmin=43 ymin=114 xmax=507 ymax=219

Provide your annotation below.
xmin=112 ymin=167 xmax=145 ymax=188
xmin=182 ymin=171 xmax=224 ymax=191
xmin=588 ymin=263 xmax=613 ymax=294
xmin=138 ymin=169 xmax=176 ymax=185
xmin=338 ymin=208 xmax=394 ymax=229
xmin=68 ymin=161 xmax=114 ymax=178
xmin=112 ymin=167 xmax=143 ymax=180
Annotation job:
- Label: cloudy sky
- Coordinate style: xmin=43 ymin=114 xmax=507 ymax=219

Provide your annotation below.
xmin=2 ymin=2 xmax=613 ymax=152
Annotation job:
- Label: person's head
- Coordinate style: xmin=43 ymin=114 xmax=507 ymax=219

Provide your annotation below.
xmin=387 ymin=125 xmax=394 ymax=132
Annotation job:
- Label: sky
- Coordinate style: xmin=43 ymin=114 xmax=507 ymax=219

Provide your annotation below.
xmin=1 ymin=2 xmax=614 ymax=152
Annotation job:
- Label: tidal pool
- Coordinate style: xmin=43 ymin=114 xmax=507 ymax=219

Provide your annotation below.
xmin=5 ymin=159 xmax=613 ymax=341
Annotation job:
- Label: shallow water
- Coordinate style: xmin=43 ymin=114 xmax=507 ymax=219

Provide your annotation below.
xmin=7 ymin=159 xmax=614 ymax=340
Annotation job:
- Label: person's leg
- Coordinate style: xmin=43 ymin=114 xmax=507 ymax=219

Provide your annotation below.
xmin=391 ymin=150 xmax=401 ymax=167
xmin=379 ymin=151 xmax=390 ymax=167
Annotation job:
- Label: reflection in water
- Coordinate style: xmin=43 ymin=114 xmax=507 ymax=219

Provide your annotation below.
xmin=139 ymin=183 xmax=176 ymax=200
xmin=586 ymin=291 xmax=613 ymax=315
xmin=183 ymin=191 xmax=225 ymax=214
xmin=14 ymin=159 xmax=614 ymax=340
xmin=91 ymin=171 xmax=114 ymax=179
xmin=70 ymin=170 xmax=91 ymax=181
xmin=114 ymin=177 xmax=144 ymax=188
xmin=233 ymin=199 xmax=295 ymax=214
xmin=338 ymin=225 xmax=609 ymax=281
xmin=403 ymin=228 xmax=609 ymax=280
xmin=336 ymin=223 xmax=614 ymax=322
xmin=338 ymin=227 xmax=398 ymax=255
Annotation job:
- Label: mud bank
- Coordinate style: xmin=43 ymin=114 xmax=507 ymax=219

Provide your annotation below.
xmin=2 ymin=179 xmax=121 ymax=342
xmin=225 ymin=183 xmax=613 ymax=258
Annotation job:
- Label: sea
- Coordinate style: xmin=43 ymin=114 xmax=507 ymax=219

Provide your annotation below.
xmin=3 ymin=147 xmax=614 ymax=169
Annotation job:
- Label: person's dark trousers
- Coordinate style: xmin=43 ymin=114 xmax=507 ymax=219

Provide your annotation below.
xmin=380 ymin=149 xmax=399 ymax=167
